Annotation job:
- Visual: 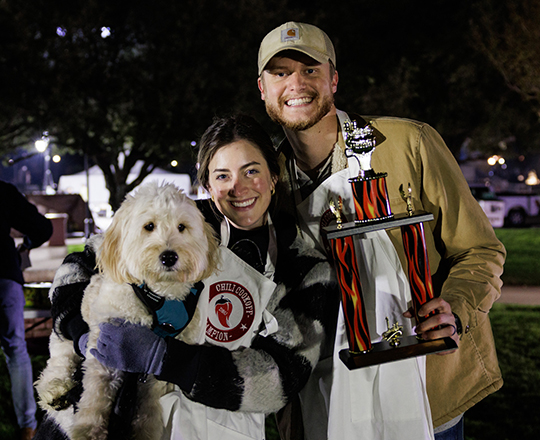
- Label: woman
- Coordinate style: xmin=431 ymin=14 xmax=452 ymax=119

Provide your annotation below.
xmin=35 ymin=115 xmax=337 ymax=440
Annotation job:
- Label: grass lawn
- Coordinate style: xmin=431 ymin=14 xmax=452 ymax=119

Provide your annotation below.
xmin=464 ymin=303 xmax=540 ymax=440
xmin=0 ymin=228 xmax=537 ymax=438
xmin=495 ymin=228 xmax=540 ymax=286
xmin=0 ymin=352 xmax=47 ymax=440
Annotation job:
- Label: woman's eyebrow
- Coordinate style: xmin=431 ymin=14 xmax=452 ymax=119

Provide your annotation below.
xmin=240 ymin=161 xmax=261 ymax=170
xmin=211 ymin=161 xmax=261 ymax=174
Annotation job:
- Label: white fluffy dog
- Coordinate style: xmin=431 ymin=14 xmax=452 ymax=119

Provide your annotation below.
xmin=36 ymin=182 xmax=218 ymax=440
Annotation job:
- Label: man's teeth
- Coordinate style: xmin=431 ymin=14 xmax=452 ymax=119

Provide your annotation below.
xmin=286 ymin=97 xmax=313 ymax=106
xmin=231 ymin=198 xmax=255 ymax=208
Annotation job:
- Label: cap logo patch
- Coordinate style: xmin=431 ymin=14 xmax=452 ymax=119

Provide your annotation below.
xmin=281 ymin=28 xmax=299 ymax=42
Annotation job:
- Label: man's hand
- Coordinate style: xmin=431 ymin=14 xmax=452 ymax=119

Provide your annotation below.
xmin=403 ymin=297 xmax=459 ymax=354
xmin=91 ymin=319 xmax=167 ymax=374
xmin=16 ymin=243 xmax=31 ymax=270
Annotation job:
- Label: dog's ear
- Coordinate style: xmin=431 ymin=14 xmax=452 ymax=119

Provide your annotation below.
xmin=199 ymin=221 xmax=220 ymax=279
xmin=97 ymin=206 xmax=132 ymax=284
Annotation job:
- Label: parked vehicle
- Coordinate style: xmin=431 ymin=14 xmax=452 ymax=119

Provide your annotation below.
xmin=469 ymin=185 xmax=505 ymax=228
xmin=495 ymin=191 xmax=540 ymax=227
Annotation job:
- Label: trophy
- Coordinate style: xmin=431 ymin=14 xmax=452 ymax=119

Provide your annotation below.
xmin=324 ymin=120 xmax=457 ymax=369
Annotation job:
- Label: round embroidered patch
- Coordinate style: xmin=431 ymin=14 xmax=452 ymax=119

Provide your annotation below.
xmin=206 ymin=281 xmax=255 ymax=343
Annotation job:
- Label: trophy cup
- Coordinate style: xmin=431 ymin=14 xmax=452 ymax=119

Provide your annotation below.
xmin=324 ymin=120 xmax=457 ymax=369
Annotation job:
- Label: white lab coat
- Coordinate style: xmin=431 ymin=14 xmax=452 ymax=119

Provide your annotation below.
xmin=160 ymin=218 xmax=279 ymax=440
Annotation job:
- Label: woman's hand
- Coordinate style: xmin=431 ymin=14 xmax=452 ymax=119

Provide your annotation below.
xmin=91 ymin=319 xmax=167 ymax=374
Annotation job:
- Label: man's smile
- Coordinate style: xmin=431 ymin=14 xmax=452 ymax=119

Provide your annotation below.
xmin=286 ymin=97 xmax=314 ymax=106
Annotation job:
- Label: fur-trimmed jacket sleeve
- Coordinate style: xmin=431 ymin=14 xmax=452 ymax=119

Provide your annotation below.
xmin=49 ymin=234 xmax=102 ymax=355
xmin=159 ymin=214 xmax=338 ymax=413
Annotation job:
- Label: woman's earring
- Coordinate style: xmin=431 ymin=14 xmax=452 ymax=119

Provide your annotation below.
xmin=211 ymin=194 xmax=215 ymax=202
xmin=271 ymin=187 xmax=275 ymax=196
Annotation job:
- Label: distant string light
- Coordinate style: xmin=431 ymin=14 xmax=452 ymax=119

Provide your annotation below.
xmin=35 ymin=133 xmax=50 ymax=153
xmin=487 ymin=155 xmax=505 ymax=166
xmin=525 ymin=170 xmax=540 ymax=186
xmin=55 ymin=26 xmax=111 ymax=39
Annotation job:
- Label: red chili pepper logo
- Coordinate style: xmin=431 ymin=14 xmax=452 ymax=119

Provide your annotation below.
xmin=215 ymin=295 xmax=233 ymax=328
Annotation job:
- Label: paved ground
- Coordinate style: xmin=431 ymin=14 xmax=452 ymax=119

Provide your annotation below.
xmin=21 ymin=236 xmax=540 ymax=306
xmin=496 ymin=285 xmax=540 ymax=306
xmin=22 ymin=237 xmax=83 ymax=284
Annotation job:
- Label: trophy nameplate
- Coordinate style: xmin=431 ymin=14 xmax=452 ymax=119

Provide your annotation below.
xmin=325 ymin=120 xmax=457 ymax=370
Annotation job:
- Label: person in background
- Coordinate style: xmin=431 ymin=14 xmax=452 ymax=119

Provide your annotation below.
xmin=34 ymin=114 xmax=337 ymax=440
xmin=0 ymin=179 xmax=53 ymax=440
xmin=257 ymin=21 xmax=505 ymax=440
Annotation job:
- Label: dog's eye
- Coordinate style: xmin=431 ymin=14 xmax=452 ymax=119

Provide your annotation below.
xmin=178 ymin=224 xmax=186 ymax=232
xmin=144 ymin=223 xmax=155 ymax=232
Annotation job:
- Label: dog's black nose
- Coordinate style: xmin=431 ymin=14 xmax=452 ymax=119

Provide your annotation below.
xmin=160 ymin=251 xmax=178 ymax=267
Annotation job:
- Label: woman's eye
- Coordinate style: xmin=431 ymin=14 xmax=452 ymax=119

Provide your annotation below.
xmin=246 ymin=168 xmax=259 ymax=176
xmin=144 ymin=223 xmax=155 ymax=232
xmin=178 ymin=224 xmax=186 ymax=232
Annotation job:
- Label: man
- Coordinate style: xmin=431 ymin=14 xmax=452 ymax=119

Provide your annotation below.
xmin=1 ymin=180 xmax=53 ymax=440
xmin=257 ymin=22 xmax=505 ymax=440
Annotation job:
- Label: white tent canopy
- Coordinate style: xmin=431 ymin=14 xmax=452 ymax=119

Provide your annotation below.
xmin=57 ymin=162 xmax=196 ymax=231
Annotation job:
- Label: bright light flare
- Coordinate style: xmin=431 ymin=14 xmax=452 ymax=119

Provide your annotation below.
xmin=487 ymin=155 xmax=504 ymax=166
xmin=525 ymin=170 xmax=540 ymax=186
xmin=35 ymin=139 xmax=49 ymax=153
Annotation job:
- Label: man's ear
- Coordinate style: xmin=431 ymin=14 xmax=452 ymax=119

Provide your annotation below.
xmin=257 ymin=76 xmax=266 ymax=101
xmin=331 ymin=70 xmax=339 ymax=94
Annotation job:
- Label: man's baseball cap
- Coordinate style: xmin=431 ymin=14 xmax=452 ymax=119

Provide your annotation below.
xmin=258 ymin=22 xmax=336 ymax=75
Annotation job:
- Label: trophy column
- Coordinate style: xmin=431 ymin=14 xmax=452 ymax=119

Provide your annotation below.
xmin=400 ymin=222 xmax=435 ymax=323
xmin=329 ymin=234 xmax=372 ymax=353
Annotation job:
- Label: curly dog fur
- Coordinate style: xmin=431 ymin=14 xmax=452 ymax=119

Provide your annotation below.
xmin=35 ymin=182 xmax=218 ymax=440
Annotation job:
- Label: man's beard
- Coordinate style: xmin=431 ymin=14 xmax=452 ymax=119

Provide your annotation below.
xmin=265 ymin=92 xmax=334 ymax=131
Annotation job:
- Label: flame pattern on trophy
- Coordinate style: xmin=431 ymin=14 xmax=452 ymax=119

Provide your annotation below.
xmin=401 ymin=222 xmax=435 ymax=322
xmin=329 ymin=222 xmax=372 ymax=353
xmin=351 ymin=178 xmax=392 ymax=221
xmin=399 ymin=182 xmax=436 ymax=322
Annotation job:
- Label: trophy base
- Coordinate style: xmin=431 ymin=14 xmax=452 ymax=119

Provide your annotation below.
xmin=339 ymin=335 xmax=457 ymax=370
xmin=325 ymin=211 xmax=435 ymax=240
xmin=354 ymin=214 xmax=394 ymax=225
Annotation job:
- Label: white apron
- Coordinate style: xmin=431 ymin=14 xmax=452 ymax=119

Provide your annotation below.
xmin=295 ymin=136 xmax=434 ymax=440
xmin=160 ymin=218 xmax=279 ymax=440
